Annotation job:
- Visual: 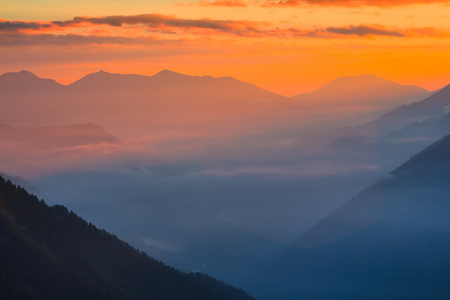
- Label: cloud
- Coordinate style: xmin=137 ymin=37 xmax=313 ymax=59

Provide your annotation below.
xmin=404 ymin=27 xmax=449 ymax=37
xmin=183 ymin=0 xmax=248 ymax=7
xmin=326 ymin=25 xmax=405 ymax=37
xmin=52 ymin=14 xmax=260 ymax=32
xmin=48 ymin=15 xmax=412 ymax=38
xmin=48 ymin=15 xmax=441 ymax=39
xmin=0 ymin=13 xmax=445 ymax=46
xmin=0 ymin=32 xmax=170 ymax=47
xmin=264 ymin=0 xmax=450 ymax=7
xmin=47 ymin=14 xmax=275 ymax=37
xmin=0 ymin=20 xmax=53 ymax=32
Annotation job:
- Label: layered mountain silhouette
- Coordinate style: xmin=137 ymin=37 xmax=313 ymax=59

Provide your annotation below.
xmin=292 ymin=74 xmax=429 ymax=126
xmin=380 ymin=113 xmax=450 ymax=145
xmin=331 ymin=84 xmax=450 ymax=141
xmin=0 ymin=175 xmax=254 ymax=300
xmin=260 ymin=133 xmax=450 ymax=300
xmin=362 ymin=84 xmax=450 ymax=138
xmin=302 ymin=85 xmax=450 ymax=170
xmin=313 ymin=111 xmax=450 ymax=175
xmin=0 ymin=70 xmax=313 ymax=138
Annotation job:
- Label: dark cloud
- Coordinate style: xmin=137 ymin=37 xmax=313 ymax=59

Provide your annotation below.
xmin=326 ymin=25 xmax=405 ymax=37
xmin=49 ymin=14 xmax=272 ymax=37
xmin=52 ymin=14 xmax=253 ymax=31
xmin=0 ymin=21 xmax=53 ymax=32
xmin=49 ymin=14 xmax=412 ymax=38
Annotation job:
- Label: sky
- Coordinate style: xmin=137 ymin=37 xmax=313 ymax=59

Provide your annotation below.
xmin=2 ymin=0 xmax=450 ymax=95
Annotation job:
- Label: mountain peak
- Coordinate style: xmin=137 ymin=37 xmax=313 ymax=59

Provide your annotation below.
xmin=152 ymin=69 xmax=191 ymax=80
xmin=154 ymin=69 xmax=178 ymax=75
xmin=295 ymin=74 xmax=427 ymax=98
xmin=322 ymin=74 xmax=419 ymax=91
xmin=69 ymin=70 xmax=132 ymax=88
xmin=1 ymin=70 xmax=40 ymax=80
xmin=82 ymin=70 xmax=114 ymax=78
xmin=0 ymin=70 xmax=62 ymax=89
xmin=335 ymin=74 xmax=384 ymax=81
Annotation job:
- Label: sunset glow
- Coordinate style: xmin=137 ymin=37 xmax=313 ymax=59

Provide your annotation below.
xmin=2 ymin=0 xmax=450 ymax=95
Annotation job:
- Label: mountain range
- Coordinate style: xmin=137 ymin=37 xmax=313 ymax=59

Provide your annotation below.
xmin=0 ymin=70 xmax=312 ymax=139
xmin=1 ymin=70 xmax=433 ymax=140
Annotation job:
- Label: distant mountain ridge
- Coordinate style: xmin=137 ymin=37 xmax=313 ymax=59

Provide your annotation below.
xmin=293 ymin=74 xmax=427 ymax=98
xmin=292 ymin=74 xmax=430 ymax=126
xmin=307 ymin=84 xmax=450 ymax=158
xmin=0 ymin=175 xmax=255 ymax=300
xmin=0 ymin=70 xmax=63 ymax=92
xmin=0 ymin=70 xmax=312 ymax=137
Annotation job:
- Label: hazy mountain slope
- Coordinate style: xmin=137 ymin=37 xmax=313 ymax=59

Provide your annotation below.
xmin=292 ymin=74 xmax=429 ymax=126
xmin=354 ymin=84 xmax=450 ymax=139
xmin=0 ymin=175 xmax=254 ymax=300
xmin=258 ymin=134 xmax=450 ymax=300
xmin=312 ymin=112 xmax=450 ymax=175
xmin=300 ymin=84 xmax=450 ymax=167
xmin=380 ymin=113 xmax=450 ymax=144
xmin=370 ymin=113 xmax=450 ymax=168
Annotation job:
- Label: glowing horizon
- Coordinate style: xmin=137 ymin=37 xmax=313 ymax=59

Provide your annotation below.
xmin=2 ymin=1 xmax=450 ymax=95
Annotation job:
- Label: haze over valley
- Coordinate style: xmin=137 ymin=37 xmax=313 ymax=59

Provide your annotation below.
xmin=2 ymin=67 xmax=450 ymax=299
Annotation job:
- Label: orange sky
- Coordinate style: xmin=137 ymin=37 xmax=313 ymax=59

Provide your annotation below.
xmin=2 ymin=0 xmax=450 ymax=95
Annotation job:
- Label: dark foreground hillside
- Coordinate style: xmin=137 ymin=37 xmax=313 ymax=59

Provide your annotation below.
xmin=0 ymin=176 xmax=254 ymax=300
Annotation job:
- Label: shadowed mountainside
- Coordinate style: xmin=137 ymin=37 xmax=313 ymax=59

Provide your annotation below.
xmin=0 ymin=175 xmax=255 ymax=300
xmin=256 ymin=133 xmax=450 ymax=300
